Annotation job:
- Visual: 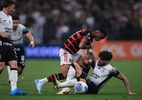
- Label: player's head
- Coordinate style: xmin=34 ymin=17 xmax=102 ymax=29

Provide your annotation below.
xmin=2 ymin=0 xmax=16 ymax=15
xmin=12 ymin=16 xmax=19 ymax=30
xmin=97 ymin=50 xmax=113 ymax=66
xmin=82 ymin=51 xmax=95 ymax=67
xmin=92 ymin=27 xmax=107 ymax=42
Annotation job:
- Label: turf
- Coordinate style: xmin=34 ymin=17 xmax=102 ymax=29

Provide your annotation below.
xmin=0 ymin=59 xmax=142 ymax=100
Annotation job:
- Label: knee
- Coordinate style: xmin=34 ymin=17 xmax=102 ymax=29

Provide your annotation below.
xmin=8 ymin=60 xmax=18 ymax=69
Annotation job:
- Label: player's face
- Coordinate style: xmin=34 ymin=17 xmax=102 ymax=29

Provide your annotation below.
xmin=13 ymin=20 xmax=19 ymax=30
xmin=97 ymin=58 xmax=108 ymax=66
xmin=7 ymin=4 xmax=15 ymax=15
xmin=82 ymin=54 xmax=93 ymax=66
xmin=92 ymin=30 xmax=106 ymax=41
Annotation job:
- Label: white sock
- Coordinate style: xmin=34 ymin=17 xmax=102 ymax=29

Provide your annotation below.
xmin=7 ymin=66 xmax=11 ymax=80
xmin=9 ymin=69 xmax=18 ymax=91
xmin=39 ymin=78 xmax=48 ymax=85
xmin=59 ymin=78 xmax=77 ymax=88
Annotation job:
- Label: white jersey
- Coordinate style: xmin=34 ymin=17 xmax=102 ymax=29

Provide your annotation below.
xmin=0 ymin=11 xmax=13 ymax=34
xmin=89 ymin=60 xmax=119 ymax=89
xmin=10 ymin=24 xmax=28 ymax=45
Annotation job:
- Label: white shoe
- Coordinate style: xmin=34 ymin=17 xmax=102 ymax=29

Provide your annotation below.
xmin=34 ymin=79 xmax=42 ymax=94
xmin=57 ymin=88 xmax=71 ymax=94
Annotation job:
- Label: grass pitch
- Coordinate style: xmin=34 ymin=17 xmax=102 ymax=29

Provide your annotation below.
xmin=0 ymin=59 xmax=142 ymax=100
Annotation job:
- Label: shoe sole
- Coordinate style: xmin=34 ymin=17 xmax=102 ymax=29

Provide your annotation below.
xmin=34 ymin=80 xmax=41 ymax=94
xmin=57 ymin=91 xmax=71 ymax=94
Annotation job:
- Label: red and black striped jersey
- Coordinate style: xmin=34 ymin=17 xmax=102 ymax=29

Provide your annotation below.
xmin=62 ymin=28 xmax=94 ymax=54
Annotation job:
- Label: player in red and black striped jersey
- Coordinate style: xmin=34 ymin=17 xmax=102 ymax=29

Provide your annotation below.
xmin=62 ymin=28 xmax=106 ymax=54
xmin=60 ymin=27 xmax=107 ymax=78
xmin=34 ymin=27 xmax=107 ymax=94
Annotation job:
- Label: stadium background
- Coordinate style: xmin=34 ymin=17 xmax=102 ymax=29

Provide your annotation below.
xmin=1 ymin=0 xmax=142 ymax=59
xmin=0 ymin=0 xmax=142 ymax=100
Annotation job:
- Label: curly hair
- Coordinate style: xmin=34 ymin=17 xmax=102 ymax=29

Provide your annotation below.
xmin=98 ymin=50 xmax=113 ymax=61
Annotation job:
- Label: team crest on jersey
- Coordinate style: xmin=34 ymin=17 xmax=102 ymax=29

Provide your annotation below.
xmin=101 ymin=68 xmax=107 ymax=73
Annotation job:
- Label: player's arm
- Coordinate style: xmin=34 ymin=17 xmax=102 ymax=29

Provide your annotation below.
xmin=0 ymin=32 xmax=11 ymax=38
xmin=79 ymin=37 xmax=92 ymax=49
xmin=25 ymin=32 xmax=35 ymax=48
xmin=116 ymin=73 xmax=136 ymax=95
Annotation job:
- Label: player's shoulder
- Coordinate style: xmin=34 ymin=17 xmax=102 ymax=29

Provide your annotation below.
xmin=81 ymin=28 xmax=91 ymax=33
xmin=105 ymin=64 xmax=115 ymax=70
xmin=19 ymin=24 xmax=25 ymax=27
xmin=18 ymin=24 xmax=26 ymax=29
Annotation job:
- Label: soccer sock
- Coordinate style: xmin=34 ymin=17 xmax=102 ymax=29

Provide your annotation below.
xmin=47 ymin=73 xmax=65 ymax=82
xmin=9 ymin=68 xmax=18 ymax=91
xmin=7 ymin=66 xmax=10 ymax=80
xmin=59 ymin=78 xmax=77 ymax=87
xmin=39 ymin=78 xmax=48 ymax=85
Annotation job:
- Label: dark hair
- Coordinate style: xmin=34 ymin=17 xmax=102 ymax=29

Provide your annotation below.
xmin=98 ymin=50 xmax=113 ymax=61
xmin=12 ymin=16 xmax=19 ymax=20
xmin=87 ymin=51 xmax=95 ymax=60
xmin=2 ymin=0 xmax=15 ymax=8
xmin=95 ymin=27 xmax=108 ymax=37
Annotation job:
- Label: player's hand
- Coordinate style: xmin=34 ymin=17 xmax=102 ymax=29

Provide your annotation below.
xmin=29 ymin=41 xmax=35 ymax=48
xmin=1 ymin=33 xmax=11 ymax=38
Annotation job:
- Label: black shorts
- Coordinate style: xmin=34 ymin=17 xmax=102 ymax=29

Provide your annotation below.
xmin=13 ymin=45 xmax=25 ymax=68
xmin=86 ymin=79 xmax=99 ymax=94
xmin=0 ymin=43 xmax=17 ymax=65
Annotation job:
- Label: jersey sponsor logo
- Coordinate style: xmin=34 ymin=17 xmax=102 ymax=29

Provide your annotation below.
xmin=5 ymin=27 xmax=12 ymax=33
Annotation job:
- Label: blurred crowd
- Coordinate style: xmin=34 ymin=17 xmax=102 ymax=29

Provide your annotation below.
xmin=1 ymin=0 xmax=142 ymax=45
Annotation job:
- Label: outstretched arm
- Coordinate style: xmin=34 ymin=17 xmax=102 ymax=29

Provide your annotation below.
xmin=116 ymin=73 xmax=136 ymax=95
xmin=25 ymin=32 xmax=35 ymax=48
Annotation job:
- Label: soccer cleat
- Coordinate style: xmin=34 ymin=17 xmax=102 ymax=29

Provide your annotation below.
xmin=34 ymin=79 xmax=42 ymax=94
xmin=52 ymin=76 xmax=59 ymax=90
xmin=57 ymin=88 xmax=71 ymax=94
xmin=10 ymin=88 xmax=27 ymax=95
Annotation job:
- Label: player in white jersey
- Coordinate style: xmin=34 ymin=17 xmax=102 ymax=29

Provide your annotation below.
xmin=7 ymin=15 xmax=35 ymax=78
xmin=54 ymin=50 xmax=135 ymax=94
xmin=0 ymin=0 xmax=27 ymax=95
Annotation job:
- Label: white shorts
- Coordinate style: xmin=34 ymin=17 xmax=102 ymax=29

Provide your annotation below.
xmin=59 ymin=48 xmax=81 ymax=66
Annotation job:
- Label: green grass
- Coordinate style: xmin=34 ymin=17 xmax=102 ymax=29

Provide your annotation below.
xmin=0 ymin=59 xmax=142 ymax=100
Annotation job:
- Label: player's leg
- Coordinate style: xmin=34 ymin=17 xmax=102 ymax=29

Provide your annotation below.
xmin=7 ymin=50 xmax=27 ymax=95
xmin=34 ymin=73 xmax=65 ymax=94
xmin=16 ymin=45 xmax=25 ymax=76
xmin=56 ymin=49 xmax=74 ymax=94
xmin=54 ymin=65 xmax=76 ymax=89
xmin=0 ymin=48 xmax=6 ymax=74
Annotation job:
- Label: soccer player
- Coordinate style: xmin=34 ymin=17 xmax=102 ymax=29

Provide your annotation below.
xmin=35 ymin=27 xmax=107 ymax=94
xmin=0 ymin=0 xmax=27 ymax=95
xmin=54 ymin=51 xmax=136 ymax=95
xmin=7 ymin=15 xmax=35 ymax=79
xmin=34 ymin=51 xmax=94 ymax=94
xmin=52 ymin=27 xmax=107 ymax=94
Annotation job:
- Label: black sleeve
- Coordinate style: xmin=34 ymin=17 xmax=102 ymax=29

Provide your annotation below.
xmin=23 ymin=28 xmax=29 ymax=34
xmin=109 ymin=68 xmax=120 ymax=77
xmin=91 ymin=60 xmax=96 ymax=69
